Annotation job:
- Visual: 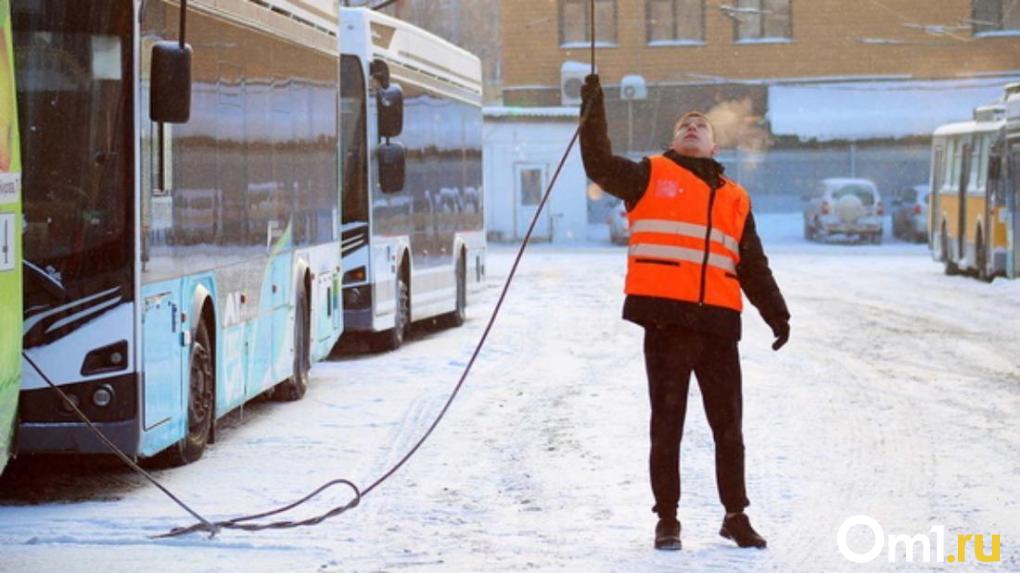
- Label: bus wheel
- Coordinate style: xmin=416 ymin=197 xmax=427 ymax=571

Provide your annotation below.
xmin=440 ymin=253 xmax=466 ymax=328
xmin=277 ymin=288 xmax=310 ymax=401
xmin=161 ymin=321 xmax=214 ymax=466
xmin=373 ymin=272 xmax=409 ymax=352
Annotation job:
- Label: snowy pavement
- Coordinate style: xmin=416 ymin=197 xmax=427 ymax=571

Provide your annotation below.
xmin=1 ymin=214 xmax=1018 ymax=572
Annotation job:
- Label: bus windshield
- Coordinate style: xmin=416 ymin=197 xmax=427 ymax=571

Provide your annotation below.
xmin=13 ymin=0 xmax=133 ymax=317
xmin=340 ymin=55 xmax=367 ymax=226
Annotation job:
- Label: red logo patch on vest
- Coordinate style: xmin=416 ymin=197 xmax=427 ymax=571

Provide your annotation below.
xmin=654 ymin=180 xmax=682 ymax=199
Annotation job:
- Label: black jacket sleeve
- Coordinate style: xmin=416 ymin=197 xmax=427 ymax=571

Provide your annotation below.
xmin=579 ymin=87 xmax=649 ymax=206
xmin=736 ymin=212 xmax=790 ymax=327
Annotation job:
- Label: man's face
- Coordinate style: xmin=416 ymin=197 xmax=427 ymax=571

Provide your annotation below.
xmin=671 ymin=115 xmax=718 ymax=158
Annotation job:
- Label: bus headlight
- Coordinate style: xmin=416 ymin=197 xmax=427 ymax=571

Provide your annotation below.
xmin=343 ymin=285 xmax=370 ymax=310
xmin=92 ymin=385 xmax=115 ymax=408
xmin=60 ymin=393 xmax=80 ymax=414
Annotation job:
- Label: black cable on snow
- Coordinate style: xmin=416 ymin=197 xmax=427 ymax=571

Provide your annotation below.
xmin=21 ymin=0 xmax=601 ymax=540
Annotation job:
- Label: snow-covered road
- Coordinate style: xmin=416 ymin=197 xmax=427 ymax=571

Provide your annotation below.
xmin=2 ymin=214 xmax=1018 ymax=572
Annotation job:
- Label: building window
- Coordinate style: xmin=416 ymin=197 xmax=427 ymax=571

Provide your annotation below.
xmin=732 ymin=0 xmax=791 ymax=42
xmin=972 ymin=0 xmax=1020 ymax=35
xmin=647 ymin=0 xmax=705 ymax=44
xmin=560 ymin=0 xmax=617 ymax=47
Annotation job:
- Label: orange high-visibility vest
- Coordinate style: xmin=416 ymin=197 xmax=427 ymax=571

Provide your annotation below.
xmin=626 ymin=155 xmax=750 ymax=311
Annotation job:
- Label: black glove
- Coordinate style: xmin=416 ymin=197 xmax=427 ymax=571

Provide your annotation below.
xmin=580 ymin=74 xmax=602 ymax=111
xmin=769 ymin=319 xmax=790 ymax=351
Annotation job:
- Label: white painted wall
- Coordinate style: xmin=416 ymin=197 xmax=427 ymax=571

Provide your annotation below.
xmin=483 ymin=113 xmax=589 ymax=243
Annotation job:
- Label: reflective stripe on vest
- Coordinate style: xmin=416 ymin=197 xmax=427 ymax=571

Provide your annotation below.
xmin=629 ymin=219 xmax=741 ymax=257
xmin=625 ymin=156 xmax=750 ymax=311
xmin=629 ymin=243 xmax=737 ymax=274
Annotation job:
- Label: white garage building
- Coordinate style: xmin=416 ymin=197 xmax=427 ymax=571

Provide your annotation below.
xmin=483 ymin=106 xmax=590 ymax=243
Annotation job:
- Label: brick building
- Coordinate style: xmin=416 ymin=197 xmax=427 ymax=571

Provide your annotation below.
xmin=502 ymin=1 xmax=1019 ymax=134
xmin=500 ymin=0 xmax=1020 ymax=209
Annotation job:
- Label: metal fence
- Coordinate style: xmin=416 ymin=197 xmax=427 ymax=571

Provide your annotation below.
xmin=588 ymin=143 xmax=932 ymax=221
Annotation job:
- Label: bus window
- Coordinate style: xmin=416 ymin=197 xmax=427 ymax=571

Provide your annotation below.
xmin=947 ymin=138 xmax=960 ymax=191
xmin=13 ymin=0 xmax=134 ymax=331
xmin=340 ymin=55 xmax=367 ymax=226
xmin=968 ymin=135 xmax=982 ymax=192
xmin=932 ymin=144 xmax=945 ymax=192
xmin=976 ymin=135 xmax=990 ymax=192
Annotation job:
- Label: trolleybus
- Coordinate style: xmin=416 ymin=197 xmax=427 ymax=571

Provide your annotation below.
xmin=14 ymin=0 xmax=344 ymax=465
xmin=0 ymin=0 xmax=21 ymax=474
xmin=1006 ymin=83 xmax=1020 ymax=278
xmin=339 ymin=7 xmax=485 ymax=351
xmin=930 ymin=89 xmax=1018 ymax=281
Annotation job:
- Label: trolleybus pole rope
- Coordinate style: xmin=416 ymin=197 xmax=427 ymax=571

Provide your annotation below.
xmin=21 ymin=353 xmax=221 ymax=537
xmin=159 ymin=0 xmax=600 ymax=538
xmin=26 ymin=0 xmax=600 ymax=540
xmin=159 ymin=102 xmax=598 ymax=539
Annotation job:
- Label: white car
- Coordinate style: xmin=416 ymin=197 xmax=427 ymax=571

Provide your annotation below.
xmin=802 ymin=178 xmax=884 ymax=244
xmin=891 ymin=184 xmax=929 ymax=243
xmin=606 ymin=198 xmax=629 ymax=245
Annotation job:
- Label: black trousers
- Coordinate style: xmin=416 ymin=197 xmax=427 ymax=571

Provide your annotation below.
xmin=644 ymin=325 xmax=750 ymax=518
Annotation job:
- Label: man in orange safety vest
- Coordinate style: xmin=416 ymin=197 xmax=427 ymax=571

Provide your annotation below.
xmin=580 ymin=74 xmax=790 ymax=551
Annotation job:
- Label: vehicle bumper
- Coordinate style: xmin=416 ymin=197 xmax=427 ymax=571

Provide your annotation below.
xmin=343 ymin=307 xmax=375 ymax=331
xmin=823 ymin=223 xmax=882 ymax=235
xmin=342 ymin=285 xmax=374 ymax=331
xmin=18 ymin=419 xmax=140 ymax=455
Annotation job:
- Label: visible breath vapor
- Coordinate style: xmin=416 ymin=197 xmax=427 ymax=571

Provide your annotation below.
xmin=705 ymin=98 xmax=771 ymax=154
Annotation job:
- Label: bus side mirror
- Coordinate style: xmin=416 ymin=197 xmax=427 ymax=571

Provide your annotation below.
xmin=378 ymin=142 xmax=406 ymax=194
xmin=377 ymin=84 xmax=403 ymax=138
xmin=370 ymin=58 xmax=390 ymax=88
xmin=150 ymin=42 xmax=192 ymax=123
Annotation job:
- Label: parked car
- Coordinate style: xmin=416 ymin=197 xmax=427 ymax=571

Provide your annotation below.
xmin=891 ymin=184 xmax=929 ymax=243
xmin=607 ymin=198 xmax=629 ymax=245
xmin=802 ymin=178 xmax=884 ymax=244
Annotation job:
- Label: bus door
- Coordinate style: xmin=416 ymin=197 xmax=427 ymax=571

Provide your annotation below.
xmin=930 ymin=145 xmax=944 ymax=250
xmin=514 ymin=163 xmax=550 ymax=241
xmin=957 ymin=143 xmax=972 ymax=259
xmin=268 ymin=76 xmax=293 ymax=385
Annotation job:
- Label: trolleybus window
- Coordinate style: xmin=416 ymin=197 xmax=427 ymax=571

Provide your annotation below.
xmin=13 ymin=0 xmax=132 ymax=328
xmin=340 ymin=55 xmax=367 ymax=226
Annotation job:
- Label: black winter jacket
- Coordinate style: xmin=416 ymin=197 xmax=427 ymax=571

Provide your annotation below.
xmin=580 ymin=92 xmax=789 ymax=340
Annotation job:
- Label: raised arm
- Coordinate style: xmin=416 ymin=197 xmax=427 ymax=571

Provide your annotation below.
xmin=579 ymin=74 xmax=649 ymax=205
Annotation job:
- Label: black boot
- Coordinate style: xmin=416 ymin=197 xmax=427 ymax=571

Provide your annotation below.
xmin=654 ymin=516 xmax=682 ymax=550
xmin=720 ymin=513 xmax=767 ymax=549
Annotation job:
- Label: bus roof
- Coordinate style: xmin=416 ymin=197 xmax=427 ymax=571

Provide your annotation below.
xmin=193 ymin=0 xmax=339 ymax=52
xmin=932 ymin=118 xmax=1004 ymax=138
xmin=1008 ymin=83 xmax=1020 ymax=139
xmin=256 ymin=0 xmax=338 ymax=32
xmin=339 ymin=7 xmax=482 ymax=99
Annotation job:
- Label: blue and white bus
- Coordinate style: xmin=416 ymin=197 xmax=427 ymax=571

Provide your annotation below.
xmin=339 ymin=8 xmax=485 ymax=351
xmin=15 ymin=0 xmax=344 ymax=465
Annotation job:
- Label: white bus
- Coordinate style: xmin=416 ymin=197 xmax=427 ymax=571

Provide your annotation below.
xmin=338 ymin=7 xmax=485 ymax=351
xmin=15 ymin=0 xmax=344 ymax=465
